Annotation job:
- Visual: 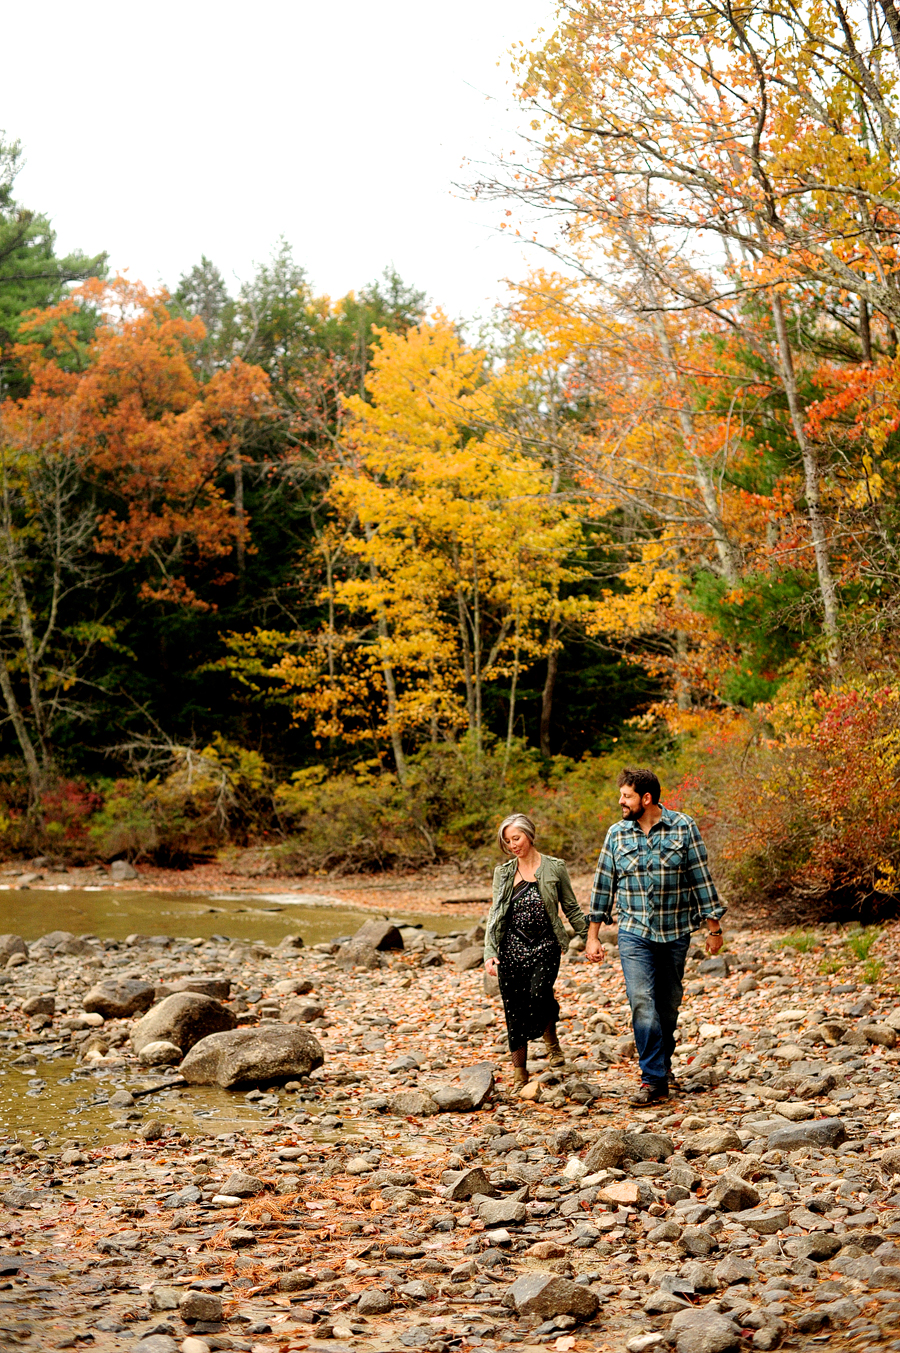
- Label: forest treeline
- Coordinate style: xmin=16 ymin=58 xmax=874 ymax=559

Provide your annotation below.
xmin=3 ymin=0 xmax=900 ymax=919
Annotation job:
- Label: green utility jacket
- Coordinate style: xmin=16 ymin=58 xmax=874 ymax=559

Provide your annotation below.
xmin=483 ymin=854 xmax=589 ymax=962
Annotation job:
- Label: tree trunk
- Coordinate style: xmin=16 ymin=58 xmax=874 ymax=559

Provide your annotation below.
xmin=472 ymin=546 xmax=483 ymax=760
xmin=233 ymin=449 xmax=246 ymax=588
xmin=540 ymin=617 xmax=560 ymax=757
xmin=0 ymin=653 xmax=43 ymax=801
xmin=503 ymin=607 xmax=521 ymax=780
xmin=770 ymin=295 xmax=841 ymax=667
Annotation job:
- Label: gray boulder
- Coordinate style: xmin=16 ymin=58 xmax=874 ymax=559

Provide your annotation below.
xmin=220 ymin=1171 xmax=265 ymax=1198
xmin=353 ymin=919 xmax=403 ymax=950
xmin=478 ymin=1196 xmax=527 ymax=1226
xmin=459 ymin=1063 xmax=495 ymax=1108
xmin=109 ymin=859 xmax=138 ymax=881
xmin=131 ymin=992 xmax=236 ymax=1054
xmin=432 ymin=1085 xmax=475 ymax=1113
xmin=22 ymin=994 xmax=55 ymax=1017
xmin=442 ymin=1166 xmax=496 ymax=1200
xmin=282 ymin=999 xmax=325 ymax=1024
xmin=707 ymin=1175 xmax=760 ymax=1212
xmin=625 ymin=1131 xmax=674 ymax=1161
xmin=503 ymin=1272 xmax=599 ymax=1320
xmin=734 ymin=1206 xmax=790 ymax=1234
xmin=179 ymin=1023 xmax=324 ymax=1087
xmin=792 ymin=1232 xmax=842 ymax=1262
xmin=157 ymin=977 xmax=231 ymax=1001
xmin=338 ymin=940 xmax=380 ymax=969
xmin=390 ymin=1088 xmax=439 ymax=1117
xmin=583 ymin=1129 xmax=628 ymax=1171
xmin=84 ymin=978 xmax=156 ymax=1019
xmin=766 ymin=1117 xmax=847 ymax=1151
xmin=137 ymin=1040 xmax=182 ymax=1067
xmin=682 ymin=1127 xmax=742 ymax=1158
xmin=451 ymin=945 xmax=484 ymax=972
xmin=670 ymin=1309 xmax=741 ymax=1353
xmin=0 ymin=935 xmax=27 ymax=959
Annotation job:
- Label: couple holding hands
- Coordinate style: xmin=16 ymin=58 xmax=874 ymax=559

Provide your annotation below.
xmin=483 ymin=766 xmax=725 ymax=1106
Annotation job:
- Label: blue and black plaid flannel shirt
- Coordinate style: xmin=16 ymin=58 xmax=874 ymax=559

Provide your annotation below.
xmin=589 ymin=806 xmax=724 ymax=941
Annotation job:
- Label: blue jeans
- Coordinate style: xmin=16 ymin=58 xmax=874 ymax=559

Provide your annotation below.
xmin=617 ymin=930 xmax=691 ymax=1086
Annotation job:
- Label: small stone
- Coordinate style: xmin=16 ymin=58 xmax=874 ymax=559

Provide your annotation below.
xmin=277 ymin=1272 xmax=314 ymax=1292
xmin=108 ymin=1089 xmax=135 ymax=1108
xmin=583 ymin=1128 xmax=627 ymax=1171
xmin=135 ymin=1339 xmax=178 ymax=1353
xmin=352 ymin=919 xmax=404 ymax=950
xmin=83 ymin=977 xmax=156 ymax=1019
xmin=356 ymin=1289 xmax=392 ymax=1314
xmin=451 ymin=944 xmax=484 ymax=972
xmin=682 ymin=1128 xmax=742 ymax=1158
xmin=110 ymin=858 xmax=138 ymax=880
xmin=670 ymin=1308 xmax=741 ymax=1353
xmin=862 ymin=1022 xmax=897 ymax=1047
xmin=597 ymin=1179 xmax=641 ymax=1206
xmin=0 ymin=934 xmax=27 ymax=958
xmin=432 ymin=1085 xmax=475 ymax=1112
xmin=647 ymin=1220 xmax=682 ymax=1243
xmin=714 ymin=1255 xmax=757 ymax=1285
xmin=150 ymin=1287 xmax=181 ymax=1311
xmin=390 ymin=1089 xmax=439 ymax=1116
xmin=677 ymin=1227 xmax=719 ymax=1257
xmin=734 ymin=1207 xmax=789 ymax=1234
xmin=707 ymin=1175 xmax=760 ymax=1212
xmin=140 ymin=1119 xmax=166 ymax=1142
xmin=459 ymin=1062 xmax=495 ymax=1107
xmin=627 ymin=1336 xmax=667 ymax=1353
xmin=181 ymin=1340 xmax=212 ymax=1353
xmin=442 ymin=1166 xmax=496 ymax=1200
xmin=22 ymin=994 xmax=55 ymax=1017
xmin=282 ymin=999 xmax=325 ymax=1024
xmin=220 ymin=1171 xmax=265 ymax=1197
xmin=138 ymin=1040 xmax=183 ymax=1067
xmin=179 ymin=1290 xmax=222 ymax=1323
xmin=504 ymin=1272 xmax=600 ymax=1320
xmin=765 ymin=1117 xmax=846 ymax=1151
xmin=644 ymin=1291 xmax=691 ymax=1313
xmin=792 ymin=1232 xmax=842 ymax=1262
xmin=478 ymin=1197 xmax=527 ymax=1226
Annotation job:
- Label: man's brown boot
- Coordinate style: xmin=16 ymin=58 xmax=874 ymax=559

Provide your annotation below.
xmin=512 ymin=1067 xmax=529 ymax=1091
xmin=543 ymin=1025 xmax=566 ymax=1069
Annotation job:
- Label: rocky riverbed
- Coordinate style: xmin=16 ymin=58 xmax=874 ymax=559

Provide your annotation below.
xmin=1 ymin=917 xmax=900 ymax=1353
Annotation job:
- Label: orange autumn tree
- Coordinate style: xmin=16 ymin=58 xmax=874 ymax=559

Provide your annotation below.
xmin=0 ymin=278 xmax=270 ymax=797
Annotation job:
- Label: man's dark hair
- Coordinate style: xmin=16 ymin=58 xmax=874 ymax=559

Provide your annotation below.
xmin=617 ymin=767 xmax=661 ymax=804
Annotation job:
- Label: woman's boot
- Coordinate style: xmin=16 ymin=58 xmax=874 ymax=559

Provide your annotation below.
xmin=512 ymin=1066 xmax=529 ymax=1091
xmin=543 ymin=1024 xmax=566 ymax=1069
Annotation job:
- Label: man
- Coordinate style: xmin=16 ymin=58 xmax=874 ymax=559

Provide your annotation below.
xmin=586 ymin=767 xmax=725 ymax=1105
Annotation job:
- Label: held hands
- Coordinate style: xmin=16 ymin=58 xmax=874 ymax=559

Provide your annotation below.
xmin=705 ymin=930 xmax=724 ymax=955
xmin=585 ymin=935 xmax=606 ymax=965
xmin=484 ymin=957 xmax=498 ymax=977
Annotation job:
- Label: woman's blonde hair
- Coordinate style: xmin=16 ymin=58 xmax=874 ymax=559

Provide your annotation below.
xmin=498 ymin=812 xmax=536 ymax=854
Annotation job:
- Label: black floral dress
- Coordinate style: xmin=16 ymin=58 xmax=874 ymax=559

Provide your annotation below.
xmin=497 ymin=878 xmax=561 ymax=1051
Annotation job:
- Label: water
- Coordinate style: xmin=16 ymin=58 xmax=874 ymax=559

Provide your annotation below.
xmin=0 ymin=885 xmax=466 ymax=946
xmin=0 ymin=885 xmax=469 ymax=1146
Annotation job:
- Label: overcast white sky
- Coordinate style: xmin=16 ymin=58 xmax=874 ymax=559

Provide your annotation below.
xmin=2 ymin=0 xmax=557 ymax=321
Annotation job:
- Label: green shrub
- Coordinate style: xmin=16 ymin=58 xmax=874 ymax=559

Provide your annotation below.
xmin=773 ymin=929 xmax=819 ymax=953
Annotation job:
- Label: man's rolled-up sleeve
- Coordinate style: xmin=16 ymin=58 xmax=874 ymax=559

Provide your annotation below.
xmin=589 ymin=832 xmax=617 ymax=925
xmin=685 ymin=821 xmax=725 ymax=920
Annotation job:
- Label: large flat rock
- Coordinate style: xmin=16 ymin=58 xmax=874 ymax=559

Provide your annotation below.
xmin=84 ymin=978 xmax=156 ymax=1019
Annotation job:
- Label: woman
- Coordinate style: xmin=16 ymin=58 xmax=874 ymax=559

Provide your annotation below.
xmin=484 ymin=813 xmax=588 ymax=1092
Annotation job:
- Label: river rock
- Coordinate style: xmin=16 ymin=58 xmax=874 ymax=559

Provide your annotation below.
xmin=281 ymin=999 xmax=325 ymax=1024
xmin=792 ymin=1232 xmax=843 ymax=1262
xmin=158 ymin=977 xmax=231 ymax=1001
xmin=220 ymin=1171 xmax=265 ymax=1197
xmin=583 ymin=1128 xmax=627 ymax=1171
xmin=714 ymin=1255 xmax=757 ymax=1285
xmin=442 ymin=1166 xmax=497 ymax=1200
xmin=357 ymin=1289 xmax=392 ymax=1314
xmin=670 ymin=1308 xmax=741 ymax=1353
xmin=707 ymin=1175 xmax=760 ymax=1212
xmin=83 ymin=978 xmax=156 ymax=1019
xmin=0 ymin=935 xmax=27 ymax=959
xmin=352 ymin=919 xmax=404 ymax=950
xmin=459 ymin=1063 xmax=494 ymax=1108
xmin=504 ymin=1272 xmax=599 ymax=1320
xmin=179 ymin=1289 xmax=222 ymax=1321
xmin=625 ymin=1131 xmax=674 ymax=1161
xmin=22 ymin=994 xmax=55 ymax=1017
xmin=734 ymin=1206 xmax=789 ymax=1234
xmin=766 ymin=1117 xmax=846 ymax=1151
xmin=682 ymin=1127 xmax=742 ymax=1157
xmin=137 ymin=1040 xmax=183 ymax=1066
xmin=451 ymin=945 xmax=484 ymax=972
xmin=131 ymin=992 xmax=237 ymax=1054
xmin=432 ymin=1084 xmax=475 ymax=1112
xmin=390 ymin=1088 xmax=439 ymax=1116
xmin=478 ymin=1196 xmax=527 ymax=1226
xmin=179 ymin=1023 xmax=324 ymax=1087
xmin=109 ymin=859 xmax=138 ymax=881
xmin=677 ymin=1227 xmax=718 ymax=1257
xmin=338 ymin=940 xmax=380 ymax=969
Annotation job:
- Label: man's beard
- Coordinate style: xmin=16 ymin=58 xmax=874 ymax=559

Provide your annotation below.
xmin=621 ymin=803 xmax=644 ymax=821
